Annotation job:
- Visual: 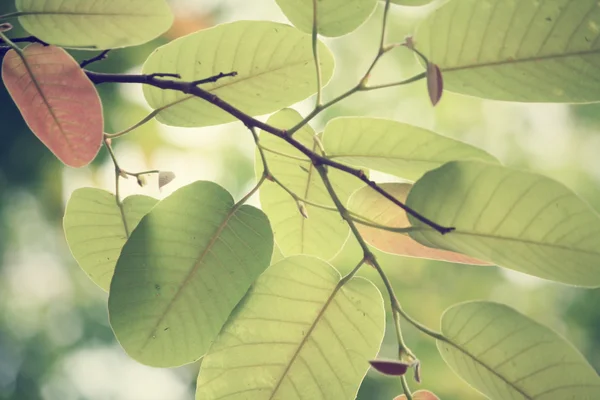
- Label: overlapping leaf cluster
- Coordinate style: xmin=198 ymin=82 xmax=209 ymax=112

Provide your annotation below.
xmin=2 ymin=0 xmax=600 ymax=399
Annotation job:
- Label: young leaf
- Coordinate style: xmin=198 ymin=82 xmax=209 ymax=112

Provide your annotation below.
xmin=16 ymin=0 xmax=174 ymax=49
xmin=257 ymin=109 xmax=362 ymax=260
xmin=158 ymin=171 xmax=176 ymax=189
xmin=348 ymin=183 xmax=490 ymax=265
xmin=142 ymin=21 xmax=335 ymax=127
xmin=437 ymin=301 xmax=600 ymax=399
xmin=196 ymin=256 xmax=385 ymax=400
xmin=394 ymin=390 xmax=440 ymax=400
xmin=369 ymin=359 xmax=410 ymax=376
xmin=426 ymin=62 xmax=443 ymax=106
xmin=2 ymin=44 xmax=103 ymax=167
xmin=416 ymin=0 xmax=600 ymax=103
xmin=322 ymin=117 xmax=497 ymax=181
xmin=406 ymin=161 xmax=600 ymax=287
xmin=63 ymin=188 xmax=158 ymax=292
xmin=108 ymin=181 xmax=274 ymax=367
xmin=276 ymin=0 xmax=377 ymax=37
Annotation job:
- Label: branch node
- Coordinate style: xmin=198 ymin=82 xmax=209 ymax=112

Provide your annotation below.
xmin=80 ymin=49 xmax=110 ymax=68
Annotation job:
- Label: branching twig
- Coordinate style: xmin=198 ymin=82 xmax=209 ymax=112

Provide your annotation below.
xmin=85 ymin=70 xmax=450 ymax=234
xmin=80 ymin=49 xmax=111 ymax=68
xmin=103 ymin=138 xmax=131 ymax=237
xmin=0 ymin=35 xmax=47 ymax=47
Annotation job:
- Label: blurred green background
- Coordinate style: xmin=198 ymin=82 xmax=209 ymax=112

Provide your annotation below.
xmin=1 ymin=0 xmax=599 ymax=399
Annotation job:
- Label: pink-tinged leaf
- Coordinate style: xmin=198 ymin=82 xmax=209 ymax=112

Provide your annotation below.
xmin=369 ymin=359 xmax=409 ymax=376
xmin=349 ymin=183 xmax=490 ymax=265
xmin=2 ymin=43 xmax=103 ymax=167
xmin=394 ymin=390 xmax=440 ymax=400
xmin=426 ymin=62 xmax=443 ymax=106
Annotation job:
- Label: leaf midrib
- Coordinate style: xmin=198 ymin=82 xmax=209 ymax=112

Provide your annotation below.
xmin=441 ymin=337 xmax=533 ymax=399
xmin=442 ymin=47 xmax=600 ymax=73
xmin=268 ymin=279 xmax=343 ymax=399
xmin=15 ymin=47 xmax=79 ymax=160
xmin=139 ymin=201 xmax=241 ymax=351
xmin=443 ymin=229 xmax=600 ymax=257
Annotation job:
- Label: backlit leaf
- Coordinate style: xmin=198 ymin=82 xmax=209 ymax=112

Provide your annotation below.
xmin=108 ymin=181 xmax=274 ymax=367
xmin=407 ymin=161 xmax=600 ymax=287
xmin=438 ymin=301 xmax=600 ymax=399
xmin=64 ymin=188 xmax=158 ymax=292
xmin=2 ymin=44 xmax=103 ymax=167
xmin=349 ymin=183 xmax=490 ymax=264
xmin=257 ymin=109 xmax=362 ymax=260
xmin=416 ymin=0 xmax=600 ymax=102
xmin=196 ymin=255 xmax=385 ymax=400
xmin=142 ymin=21 xmax=335 ymax=127
xmin=322 ymin=117 xmax=497 ymax=181
xmin=390 ymin=0 xmax=435 ymax=5
xmin=16 ymin=0 xmax=173 ymax=49
xmin=276 ymin=0 xmax=377 ymax=37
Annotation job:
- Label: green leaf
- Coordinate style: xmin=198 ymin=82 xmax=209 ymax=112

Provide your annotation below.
xmin=16 ymin=0 xmax=173 ymax=49
xmin=389 ymin=0 xmax=435 ymax=6
xmin=257 ymin=109 xmax=362 ymax=260
xmin=415 ymin=0 xmax=600 ymax=103
xmin=406 ymin=161 xmax=600 ymax=287
xmin=438 ymin=301 xmax=600 ymax=399
xmin=63 ymin=188 xmax=157 ymax=292
xmin=142 ymin=21 xmax=335 ymax=127
xmin=196 ymin=255 xmax=385 ymax=400
xmin=108 ymin=181 xmax=274 ymax=367
xmin=322 ymin=117 xmax=497 ymax=181
xmin=276 ymin=0 xmax=377 ymax=37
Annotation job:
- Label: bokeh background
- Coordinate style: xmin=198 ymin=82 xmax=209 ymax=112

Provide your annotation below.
xmin=1 ymin=0 xmax=599 ymax=399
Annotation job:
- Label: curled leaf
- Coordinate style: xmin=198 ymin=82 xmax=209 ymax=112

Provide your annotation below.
xmin=369 ymin=359 xmax=410 ymax=376
xmin=426 ymin=62 xmax=443 ymax=106
xmin=158 ymin=171 xmax=176 ymax=189
xmin=0 ymin=23 xmax=13 ymax=32
xmin=2 ymin=44 xmax=103 ymax=167
xmin=136 ymin=175 xmax=147 ymax=187
xmin=297 ymin=200 xmax=309 ymax=219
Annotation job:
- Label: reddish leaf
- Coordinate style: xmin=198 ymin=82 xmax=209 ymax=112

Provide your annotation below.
xmin=349 ymin=183 xmax=490 ymax=265
xmin=2 ymin=43 xmax=103 ymax=167
xmin=394 ymin=390 xmax=440 ymax=400
xmin=426 ymin=62 xmax=443 ymax=106
xmin=369 ymin=359 xmax=410 ymax=376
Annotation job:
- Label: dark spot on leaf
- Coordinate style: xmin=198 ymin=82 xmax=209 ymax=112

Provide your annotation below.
xmin=164 ymin=327 xmax=170 ymax=331
xmin=546 ymin=17 xmax=552 ymax=22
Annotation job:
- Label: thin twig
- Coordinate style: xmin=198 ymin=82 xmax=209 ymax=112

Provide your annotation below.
xmin=191 ymin=71 xmax=237 ymax=86
xmin=80 ymin=50 xmax=111 ymax=68
xmin=103 ymin=138 xmax=130 ymax=237
xmin=0 ymin=35 xmax=48 ymax=46
xmin=311 ymin=0 xmax=323 ymax=108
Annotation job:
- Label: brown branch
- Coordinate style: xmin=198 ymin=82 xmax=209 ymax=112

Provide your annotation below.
xmin=84 ymin=69 xmax=453 ymax=234
xmin=80 ymin=49 xmax=111 ymax=68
